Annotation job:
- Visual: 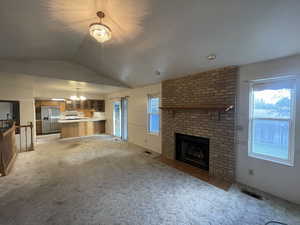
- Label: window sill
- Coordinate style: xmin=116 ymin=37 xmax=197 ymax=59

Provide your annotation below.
xmin=248 ymin=152 xmax=294 ymax=167
xmin=148 ymin=132 xmax=160 ymax=136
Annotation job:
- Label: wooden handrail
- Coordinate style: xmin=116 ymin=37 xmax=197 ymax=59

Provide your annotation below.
xmin=1 ymin=124 xmax=16 ymax=137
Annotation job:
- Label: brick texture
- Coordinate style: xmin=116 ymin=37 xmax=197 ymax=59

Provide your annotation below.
xmin=161 ymin=66 xmax=238 ymax=182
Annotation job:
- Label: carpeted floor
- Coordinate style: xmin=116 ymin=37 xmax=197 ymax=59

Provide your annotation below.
xmin=0 ymin=135 xmax=299 ymax=225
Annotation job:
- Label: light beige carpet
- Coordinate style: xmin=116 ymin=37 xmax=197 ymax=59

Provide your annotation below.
xmin=0 ymin=135 xmax=299 ymax=225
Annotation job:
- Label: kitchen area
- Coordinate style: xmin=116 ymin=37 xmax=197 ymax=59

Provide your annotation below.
xmin=35 ymin=98 xmax=106 ymax=139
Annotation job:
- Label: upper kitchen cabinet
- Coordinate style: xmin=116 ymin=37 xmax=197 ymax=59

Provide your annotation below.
xmin=65 ymin=101 xmax=75 ymax=111
xmin=89 ymin=100 xmax=105 ymax=112
xmin=66 ymin=100 xmax=105 ymax=112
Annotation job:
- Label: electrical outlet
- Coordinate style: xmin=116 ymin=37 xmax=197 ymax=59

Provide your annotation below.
xmin=248 ymin=169 xmax=254 ymax=176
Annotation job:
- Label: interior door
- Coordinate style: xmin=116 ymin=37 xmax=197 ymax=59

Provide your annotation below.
xmin=113 ymin=101 xmax=121 ymax=137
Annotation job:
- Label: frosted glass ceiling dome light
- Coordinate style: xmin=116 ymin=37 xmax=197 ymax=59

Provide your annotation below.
xmin=90 ymin=11 xmax=112 ymax=43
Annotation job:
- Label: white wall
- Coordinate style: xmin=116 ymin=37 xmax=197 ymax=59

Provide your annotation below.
xmin=237 ymin=54 xmax=300 ymax=204
xmin=105 ymin=83 xmax=162 ymax=153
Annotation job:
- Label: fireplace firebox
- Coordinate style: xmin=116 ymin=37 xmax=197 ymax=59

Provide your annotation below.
xmin=176 ymin=133 xmax=209 ymax=171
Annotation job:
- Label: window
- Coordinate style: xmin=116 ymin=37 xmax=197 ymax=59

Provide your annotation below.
xmin=249 ymin=77 xmax=296 ymax=166
xmin=148 ymin=95 xmax=160 ymax=134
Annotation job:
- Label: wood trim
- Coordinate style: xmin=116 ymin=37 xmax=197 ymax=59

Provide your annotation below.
xmin=0 ymin=123 xmax=17 ymax=176
xmin=160 ymin=105 xmax=234 ymax=120
xmin=1 ymin=123 xmax=16 ymax=137
xmin=2 ymin=151 xmax=17 ymax=176
xmin=160 ymin=105 xmax=234 ymax=112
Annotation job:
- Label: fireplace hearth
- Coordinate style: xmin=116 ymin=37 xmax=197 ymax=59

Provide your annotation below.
xmin=176 ymin=133 xmax=209 ymax=171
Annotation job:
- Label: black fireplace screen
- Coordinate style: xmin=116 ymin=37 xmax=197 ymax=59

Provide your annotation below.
xmin=176 ymin=133 xmax=209 ymax=171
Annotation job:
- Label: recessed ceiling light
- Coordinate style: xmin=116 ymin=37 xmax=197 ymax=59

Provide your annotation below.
xmin=207 ymin=54 xmax=216 ymax=60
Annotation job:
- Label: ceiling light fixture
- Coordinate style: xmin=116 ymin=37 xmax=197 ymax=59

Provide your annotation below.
xmin=89 ymin=11 xmax=112 ymax=43
xmin=70 ymin=88 xmax=86 ymax=101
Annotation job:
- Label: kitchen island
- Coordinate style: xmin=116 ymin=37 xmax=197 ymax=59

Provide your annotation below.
xmin=58 ymin=118 xmax=105 ymax=138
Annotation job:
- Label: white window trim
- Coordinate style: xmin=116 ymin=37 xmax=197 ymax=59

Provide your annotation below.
xmin=147 ymin=94 xmax=160 ymax=135
xmin=248 ymin=76 xmax=296 ymax=167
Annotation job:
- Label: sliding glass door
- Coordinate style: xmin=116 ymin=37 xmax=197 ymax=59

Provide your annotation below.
xmin=113 ymin=98 xmax=128 ymax=140
xmin=113 ymin=101 xmax=121 ymax=137
xmin=121 ymin=98 xmax=128 ymax=141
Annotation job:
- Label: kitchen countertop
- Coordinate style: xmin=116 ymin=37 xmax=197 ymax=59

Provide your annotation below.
xmin=58 ymin=118 xmax=106 ymax=123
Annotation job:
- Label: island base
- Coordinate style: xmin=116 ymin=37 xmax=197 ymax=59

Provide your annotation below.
xmin=60 ymin=121 xmax=105 ymax=139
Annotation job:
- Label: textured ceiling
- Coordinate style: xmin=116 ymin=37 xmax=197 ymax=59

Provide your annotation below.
xmin=1 ymin=0 xmax=300 ymax=87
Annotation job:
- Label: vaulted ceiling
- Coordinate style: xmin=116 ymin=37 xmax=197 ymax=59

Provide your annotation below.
xmin=1 ymin=0 xmax=300 ymax=88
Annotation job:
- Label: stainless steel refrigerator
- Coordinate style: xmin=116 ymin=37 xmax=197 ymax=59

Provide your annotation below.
xmin=41 ymin=106 xmax=60 ymax=134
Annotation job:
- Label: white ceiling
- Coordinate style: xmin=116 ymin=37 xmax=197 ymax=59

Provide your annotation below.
xmin=1 ymin=0 xmax=300 ymax=87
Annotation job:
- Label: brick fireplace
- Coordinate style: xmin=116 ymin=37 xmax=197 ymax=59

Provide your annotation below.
xmin=161 ymin=67 xmax=237 ymax=182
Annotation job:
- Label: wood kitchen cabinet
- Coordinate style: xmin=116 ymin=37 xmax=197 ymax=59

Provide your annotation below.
xmin=65 ymin=100 xmax=105 ymax=112
xmin=65 ymin=101 xmax=75 ymax=111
